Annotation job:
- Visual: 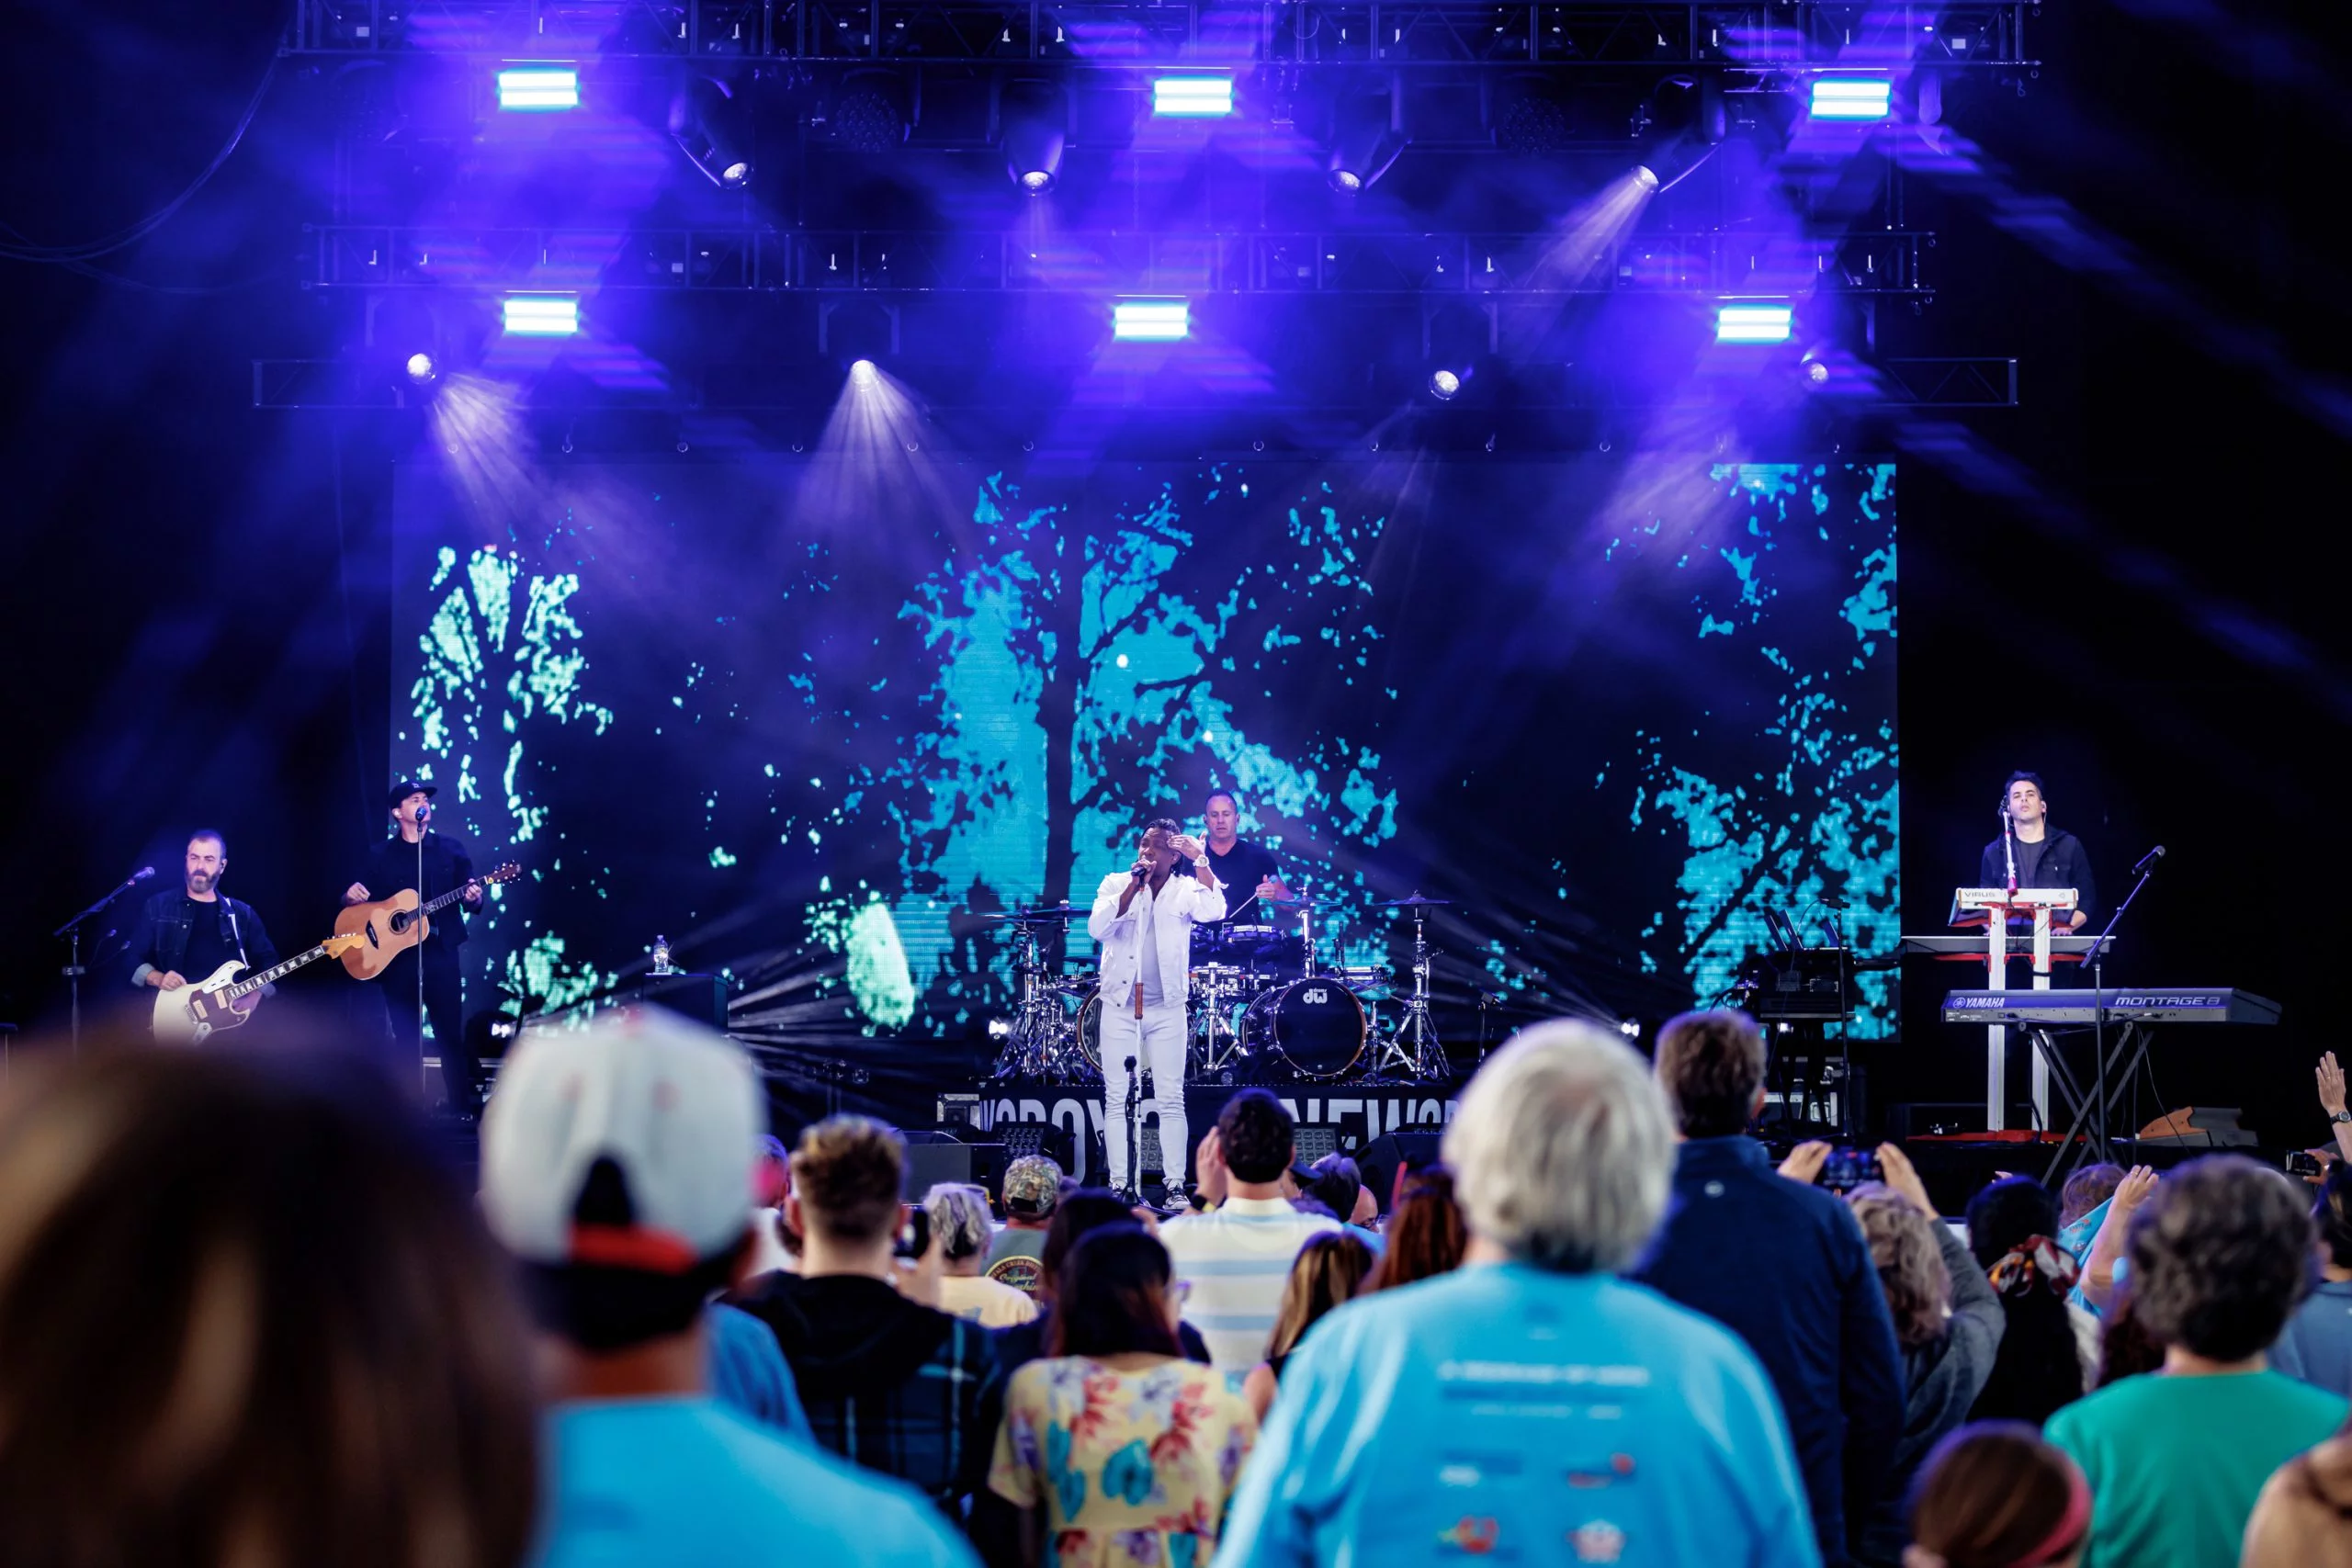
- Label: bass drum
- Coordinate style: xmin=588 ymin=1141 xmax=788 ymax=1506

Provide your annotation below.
xmin=1076 ymin=994 xmax=1102 ymax=1073
xmin=1243 ymin=978 xmax=1368 ymax=1081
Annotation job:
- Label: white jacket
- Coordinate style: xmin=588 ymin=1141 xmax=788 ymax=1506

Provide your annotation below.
xmin=1088 ymin=868 xmax=1227 ymax=1012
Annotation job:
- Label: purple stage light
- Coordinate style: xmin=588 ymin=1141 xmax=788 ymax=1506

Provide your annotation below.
xmin=1810 ymin=77 xmax=1893 ymax=120
xmin=405 ymin=352 xmax=438 ymax=384
xmin=1716 ymin=303 xmax=1793 ymax=344
xmin=502 ymin=295 xmax=579 ymax=337
xmin=850 ymin=358 xmax=879 ymax=385
xmin=1429 ymin=368 xmax=1462 ymax=400
xmin=1153 ymin=77 xmax=1233 ymax=118
xmin=1113 ymin=299 xmax=1189 ymax=342
xmin=497 ymin=67 xmax=578 ymax=111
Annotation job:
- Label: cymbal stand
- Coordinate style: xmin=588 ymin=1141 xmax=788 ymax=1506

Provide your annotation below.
xmin=1373 ymin=903 xmax=1443 ymax=1080
xmin=990 ymin=917 xmax=1081 ymax=1079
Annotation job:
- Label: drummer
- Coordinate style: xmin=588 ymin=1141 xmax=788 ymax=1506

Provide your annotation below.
xmin=1197 ymin=790 xmax=1295 ymax=927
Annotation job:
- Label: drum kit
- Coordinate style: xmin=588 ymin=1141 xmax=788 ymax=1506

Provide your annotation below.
xmin=982 ymin=891 xmax=1455 ymax=1085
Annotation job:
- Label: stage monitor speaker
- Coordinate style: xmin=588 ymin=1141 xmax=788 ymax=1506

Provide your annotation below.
xmin=2135 ymin=1106 xmax=2256 ymax=1148
xmin=901 ymin=1135 xmax=1009 ymax=1200
xmin=1356 ymin=1130 xmax=1444 ymax=1216
xmin=618 ymin=972 xmax=728 ymax=1033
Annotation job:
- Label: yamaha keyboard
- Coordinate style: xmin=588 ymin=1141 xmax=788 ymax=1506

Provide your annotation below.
xmin=1941 ymin=988 xmax=2282 ymax=1027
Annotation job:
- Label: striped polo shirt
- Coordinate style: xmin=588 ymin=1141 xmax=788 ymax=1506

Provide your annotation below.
xmin=1159 ymin=1196 xmax=1342 ymax=1372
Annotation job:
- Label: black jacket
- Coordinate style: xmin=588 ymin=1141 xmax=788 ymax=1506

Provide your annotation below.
xmin=1978 ymin=828 xmax=2097 ymax=924
xmin=126 ymin=890 xmax=280 ymax=988
xmin=355 ymin=831 xmax=475 ymax=952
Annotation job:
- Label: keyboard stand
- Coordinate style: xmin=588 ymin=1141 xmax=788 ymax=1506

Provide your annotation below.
xmin=2032 ymin=1020 xmax=2156 ymax=1183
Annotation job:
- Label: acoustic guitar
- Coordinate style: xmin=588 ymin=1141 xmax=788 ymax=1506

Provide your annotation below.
xmin=153 ymin=931 xmax=368 ymax=1043
xmin=335 ymin=863 xmax=521 ymax=980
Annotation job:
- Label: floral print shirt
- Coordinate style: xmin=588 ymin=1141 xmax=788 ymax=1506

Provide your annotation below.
xmin=989 ymin=1356 xmax=1257 ymax=1568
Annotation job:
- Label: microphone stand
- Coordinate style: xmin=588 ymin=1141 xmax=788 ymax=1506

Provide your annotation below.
xmin=413 ymin=807 xmax=431 ymax=1102
xmin=1123 ymin=1054 xmax=1141 ymax=1203
xmin=52 ymin=870 xmax=152 ymax=1055
xmin=2081 ymin=848 xmax=2163 ymax=1164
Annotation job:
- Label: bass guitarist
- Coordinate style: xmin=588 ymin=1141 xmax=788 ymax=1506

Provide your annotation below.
xmin=129 ymin=829 xmax=281 ymax=1016
xmin=345 ymin=779 xmax=482 ymax=1112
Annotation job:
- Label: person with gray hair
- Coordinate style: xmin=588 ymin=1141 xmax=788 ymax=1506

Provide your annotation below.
xmin=1213 ymin=1021 xmax=1817 ymax=1568
xmin=1628 ymin=1010 xmax=1904 ymax=1568
xmin=2045 ymin=1156 xmax=2346 ymax=1568
xmin=923 ymin=1183 xmax=1038 ymax=1328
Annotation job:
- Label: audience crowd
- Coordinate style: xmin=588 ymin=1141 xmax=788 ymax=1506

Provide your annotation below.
xmin=6 ymin=1003 xmax=2352 ymax=1568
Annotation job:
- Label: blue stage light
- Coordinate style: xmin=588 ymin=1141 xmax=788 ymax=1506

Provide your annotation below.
xmin=503 ymin=295 xmax=579 ymax=337
xmin=498 ymin=68 xmax=579 ymax=111
xmin=405 ymin=352 xmax=438 ymax=384
xmin=1810 ymin=77 xmax=1893 ymax=120
xmin=1429 ymin=368 xmax=1462 ymax=400
xmin=850 ymin=358 xmax=879 ymax=385
xmin=1113 ymin=299 xmax=1190 ymax=342
xmin=1154 ymin=77 xmax=1233 ymax=118
xmin=1716 ymin=303 xmax=1793 ymax=344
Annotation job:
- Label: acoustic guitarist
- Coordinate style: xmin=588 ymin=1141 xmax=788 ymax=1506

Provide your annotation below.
xmin=129 ymin=829 xmax=282 ymax=1012
xmin=344 ymin=779 xmax=482 ymax=1112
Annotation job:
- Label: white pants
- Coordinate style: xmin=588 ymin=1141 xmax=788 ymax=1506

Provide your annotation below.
xmin=1098 ymin=1000 xmax=1189 ymax=1194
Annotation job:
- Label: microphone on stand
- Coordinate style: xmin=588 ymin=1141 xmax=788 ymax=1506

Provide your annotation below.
xmin=2132 ymin=844 xmax=2167 ymax=876
xmin=131 ymin=866 xmax=155 ymax=884
xmin=2000 ymin=803 xmax=2018 ymax=896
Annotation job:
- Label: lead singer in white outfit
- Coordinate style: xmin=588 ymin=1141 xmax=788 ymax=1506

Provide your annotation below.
xmin=1089 ymin=818 xmax=1227 ymax=1200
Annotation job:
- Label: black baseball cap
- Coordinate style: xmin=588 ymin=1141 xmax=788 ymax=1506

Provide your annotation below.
xmin=386 ymin=779 xmax=440 ymax=811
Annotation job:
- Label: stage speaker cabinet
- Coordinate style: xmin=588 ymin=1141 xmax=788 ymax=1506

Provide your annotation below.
xmin=901 ymin=1133 xmax=1009 ymax=1201
xmin=1356 ymin=1130 xmax=1445 ymax=1216
xmin=999 ymin=1120 xmax=1077 ymax=1174
xmin=618 ymin=972 xmax=728 ymax=1033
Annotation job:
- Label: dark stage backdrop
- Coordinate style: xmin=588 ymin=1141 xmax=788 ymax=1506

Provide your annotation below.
xmin=392 ymin=454 xmax=1897 ymax=1074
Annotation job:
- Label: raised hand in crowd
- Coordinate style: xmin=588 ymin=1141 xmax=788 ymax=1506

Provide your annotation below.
xmin=2079 ymin=1164 xmax=2157 ymax=1311
xmin=1874 ymin=1142 xmax=1938 ymax=1218
xmin=1778 ymin=1139 xmax=1832 ymax=1184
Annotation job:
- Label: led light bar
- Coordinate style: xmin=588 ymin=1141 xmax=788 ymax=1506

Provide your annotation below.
xmin=1153 ymin=76 xmax=1234 ymax=118
xmin=1113 ymin=299 xmax=1190 ymax=342
xmin=502 ymin=294 xmax=580 ymax=336
xmin=1810 ymin=77 xmax=1893 ymax=120
xmin=498 ymin=68 xmax=579 ymax=111
xmin=1715 ymin=303 xmax=1793 ymax=344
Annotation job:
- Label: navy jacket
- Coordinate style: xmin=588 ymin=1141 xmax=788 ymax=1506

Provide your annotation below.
xmin=126 ymin=890 xmax=280 ymax=989
xmin=355 ymin=831 xmax=475 ymax=954
xmin=1978 ymin=828 xmax=2097 ymax=925
xmin=1629 ymin=1135 xmax=1906 ymax=1568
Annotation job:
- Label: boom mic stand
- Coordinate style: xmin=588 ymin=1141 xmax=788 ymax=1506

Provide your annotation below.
xmin=2082 ymin=845 xmax=2164 ymax=1164
xmin=413 ymin=802 xmax=431 ymax=1102
xmin=1122 ymin=1055 xmax=1141 ymax=1203
xmin=52 ymin=867 xmax=153 ymax=1055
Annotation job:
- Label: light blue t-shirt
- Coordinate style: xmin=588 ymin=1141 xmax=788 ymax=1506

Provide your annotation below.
xmin=707 ymin=1302 xmax=813 ymax=1441
xmin=534 ymin=1398 xmax=978 ymax=1568
xmin=1212 ymin=1261 xmax=1821 ymax=1568
xmin=2273 ymin=1280 xmax=2352 ymax=1397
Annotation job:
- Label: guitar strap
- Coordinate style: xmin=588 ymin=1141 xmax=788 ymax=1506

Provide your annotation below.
xmin=225 ymin=900 xmax=251 ymax=968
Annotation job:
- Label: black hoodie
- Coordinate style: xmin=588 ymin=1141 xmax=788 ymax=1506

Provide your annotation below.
xmin=729 ymin=1272 xmax=1002 ymax=1512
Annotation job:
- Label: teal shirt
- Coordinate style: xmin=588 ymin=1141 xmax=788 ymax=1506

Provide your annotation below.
xmin=2045 ymin=1371 xmax=2346 ymax=1568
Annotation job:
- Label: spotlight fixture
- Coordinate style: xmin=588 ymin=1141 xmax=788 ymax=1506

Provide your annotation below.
xmin=502 ymin=294 xmax=579 ymax=337
xmin=850 ymin=357 xmax=880 ymax=385
xmin=670 ymin=74 xmax=754 ymax=189
xmin=1429 ymin=368 xmax=1463 ymax=400
xmin=1715 ymin=302 xmax=1793 ymax=344
xmin=1153 ymin=76 xmax=1233 ymax=118
xmin=1326 ymin=86 xmax=1407 ymax=194
xmin=831 ymin=71 xmax=909 ymax=152
xmin=497 ymin=66 xmax=578 ymax=112
xmin=1000 ymin=79 xmax=1067 ymax=193
xmin=1618 ymin=1018 xmax=1642 ymax=1038
xmin=404 ymin=351 xmax=438 ymax=384
xmin=1113 ymin=299 xmax=1190 ymax=342
xmin=1810 ymin=76 xmax=1894 ymax=120
xmin=1634 ymin=74 xmax=1724 ymax=192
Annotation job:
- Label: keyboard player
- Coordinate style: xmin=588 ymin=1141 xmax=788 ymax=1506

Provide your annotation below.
xmin=1984 ymin=772 xmax=2097 ymax=934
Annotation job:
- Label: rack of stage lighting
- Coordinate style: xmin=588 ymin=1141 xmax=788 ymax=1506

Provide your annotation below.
xmin=303 ymin=223 xmax=1933 ymax=299
xmin=292 ymin=0 xmax=2040 ymax=70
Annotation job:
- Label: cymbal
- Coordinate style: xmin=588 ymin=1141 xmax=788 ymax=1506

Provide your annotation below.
xmin=1261 ymin=897 xmax=1333 ymax=910
xmin=1378 ymin=894 xmax=1453 ymax=908
xmin=1019 ymin=902 xmax=1091 ymax=919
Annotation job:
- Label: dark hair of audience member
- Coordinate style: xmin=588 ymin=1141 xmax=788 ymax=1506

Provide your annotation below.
xmin=1908 ymin=1422 xmax=2089 ymax=1568
xmin=1035 ymin=1188 xmax=1143 ymax=1306
xmin=2058 ymin=1162 xmax=2124 ymax=1230
xmin=789 ymin=1114 xmax=904 ymax=1243
xmin=1653 ymin=1010 xmax=1767 ymax=1138
xmin=2128 ymin=1154 xmax=2312 ymax=1361
xmin=1849 ymin=1186 xmax=1952 ymax=1349
xmin=1363 ymin=1164 xmax=1468 ymax=1293
xmin=1217 ymin=1089 xmax=1297 ymax=1184
xmin=1964 ymin=1177 xmax=2086 ymax=1425
xmin=1048 ymin=1225 xmax=1183 ymax=1359
xmin=2094 ymin=1285 xmax=2166 ymax=1388
xmin=0 ymin=1046 xmax=539 ymax=1568
xmin=1304 ymin=1154 xmax=1364 ymax=1224
xmin=2314 ymin=1165 xmax=2352 ymax=1273
xmin=1264 ymin=1230 xmax=1375 ymax=1362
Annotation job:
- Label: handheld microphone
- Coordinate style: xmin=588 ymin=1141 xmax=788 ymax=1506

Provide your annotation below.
xmin=415 ymin=799 xmax=433 ymax=822
xmin=2132 ymin=844 xmax=2167 ymax=875
xmin=131 ymin=866 xmax=154 ymax=883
